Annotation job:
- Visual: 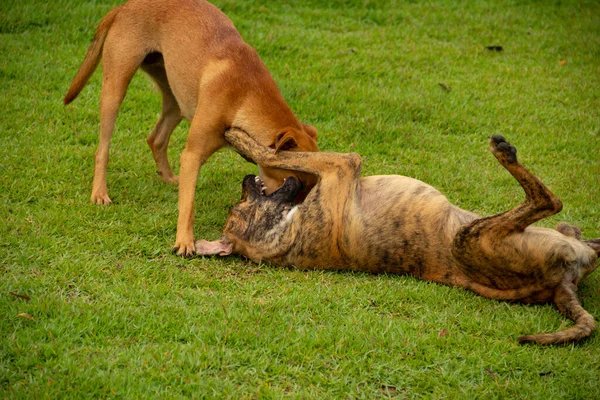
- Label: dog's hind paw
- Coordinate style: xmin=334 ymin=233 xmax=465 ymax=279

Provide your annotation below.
xmin=489 ymin=134 xmax=517 ymax=164
xmin=555 ymin=222 xmax=582 ymax=240
xmin=163 ymin=174 xmax=180 ymax=185
xmin=157 ymin=170 xmax=179 ymax=184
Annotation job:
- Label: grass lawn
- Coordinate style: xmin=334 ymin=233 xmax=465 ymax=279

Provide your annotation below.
xmin=2 ymin=0 xmax=600 ymax=397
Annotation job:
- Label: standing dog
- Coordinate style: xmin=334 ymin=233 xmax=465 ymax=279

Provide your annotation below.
xmin=64 ymin=0 xmax=318 ymax=256
xmin=195 ymin=128 xmax=600 ymax=344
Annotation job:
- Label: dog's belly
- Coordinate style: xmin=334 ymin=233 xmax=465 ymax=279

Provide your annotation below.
xmin=287 ymin=175 xmax=477 ymax=281
xmin=280 ymin=175 xmax=471 ymax=277
xmin=348 ymin=178 xmax=597 ymax=285
xmin=160 ymin=45 xmax=222 ymax=121
xmin=281 ymin=174 xmax=598 ymax=299
xmin=342 ymin=176 xmax=468 ymax=278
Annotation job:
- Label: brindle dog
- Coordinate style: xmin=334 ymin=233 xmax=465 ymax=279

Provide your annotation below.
xmin=196 ymin=128 xmax=600 ymax=344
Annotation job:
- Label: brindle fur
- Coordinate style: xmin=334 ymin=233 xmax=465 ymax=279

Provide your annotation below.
xmin=197 ymin=128 xmax=599 ymax=344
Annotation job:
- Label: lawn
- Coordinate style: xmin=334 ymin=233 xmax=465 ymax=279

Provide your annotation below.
xmin=1 ymin=0 xmax=600 ymax=397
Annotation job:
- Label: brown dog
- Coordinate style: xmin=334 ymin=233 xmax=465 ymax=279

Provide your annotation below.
xmin=64 ymin=0 xmax=318 ymax=256
xmin=196 ymin=128 xmax=600 ymax=344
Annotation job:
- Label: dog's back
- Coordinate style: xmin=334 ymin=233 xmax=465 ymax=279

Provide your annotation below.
xmin=65 ymin=0 xmax=254 ymax=116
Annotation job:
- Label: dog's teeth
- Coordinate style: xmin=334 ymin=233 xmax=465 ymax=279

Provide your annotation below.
xmin=255 ymin=176 xmax=261 ymax=183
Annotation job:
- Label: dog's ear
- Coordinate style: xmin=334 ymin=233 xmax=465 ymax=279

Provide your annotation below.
xmin=302 ymin=123 xmax=318 ymax=141
xmin=194 ymin=239 xmax=232 ymax=256
xmin=274 ymin=127 xmax=318 ymax=153
xmin=274 ymin=130 xmax=299 ymax=153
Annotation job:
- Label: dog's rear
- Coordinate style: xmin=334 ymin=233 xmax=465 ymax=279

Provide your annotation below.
xmin=519 ymin=233 xmax=598 ymax=344
xmin=515 ymin=225 xmax=598 ymax=344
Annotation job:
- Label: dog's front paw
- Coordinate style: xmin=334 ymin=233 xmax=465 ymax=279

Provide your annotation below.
xmin=489 ymin=134 xmax=517 ymax=164
xmin=91 ymin=192 xmax=112 ymax=205
xmin=172 ymin=240 xmax=197 ymax=258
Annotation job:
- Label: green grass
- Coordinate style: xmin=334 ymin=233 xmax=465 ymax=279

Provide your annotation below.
xmin=1 ymin=0 xmax=600 ymax=397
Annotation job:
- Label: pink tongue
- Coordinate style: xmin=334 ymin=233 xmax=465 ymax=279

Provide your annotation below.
xmin=194 ymin=239 xmax=232 ymax=256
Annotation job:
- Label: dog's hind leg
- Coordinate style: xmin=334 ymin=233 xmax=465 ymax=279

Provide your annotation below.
xmin=451 ymin=136 xmax=597 ymax=344
xmin=483 ymin=134 xmax=562 ymax=232
xmin=452 ymin=135 xmax=563 ymax=265
xmin=518 ymin=276 xmax=595 ymax=344
xmin=91 ymin=31 xmax=147 ymax=204
xmin=463 ymin=274 xmax=595 ymax=344
xmin=141 ymin=55 xmax=182 ymax=184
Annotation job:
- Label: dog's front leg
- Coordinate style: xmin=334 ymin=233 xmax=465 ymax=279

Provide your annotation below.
xmin=225 ymin=128 xmax=362 ymax=179
xmin=174 ymin=117 xmax=226 ymax=257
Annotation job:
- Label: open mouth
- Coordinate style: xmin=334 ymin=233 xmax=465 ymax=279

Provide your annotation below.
xmin=251 ymin=175 xmax=302 ymax=202
xmin=255 ymin=176 xmax=267 ymax=195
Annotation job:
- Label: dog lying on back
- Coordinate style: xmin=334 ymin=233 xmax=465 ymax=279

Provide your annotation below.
xmin=63 ymin=0 xmax=318 ymax=257
xmin=195 ymin=128 xmax=600 ymax=344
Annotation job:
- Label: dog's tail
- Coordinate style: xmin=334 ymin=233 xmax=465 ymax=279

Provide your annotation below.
xmin=518 ymin=280 xmax=595 ymax=345
xmin=63 ymin=7 xmax=120 ymax=105
xmin=583 ymin=238 xmax=600 ymax=256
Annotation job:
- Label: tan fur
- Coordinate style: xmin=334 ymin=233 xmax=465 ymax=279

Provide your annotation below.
xmin=64 ymin=0 xmax=319 ymax=256
xmin=198 ymin=129 xmax=599 ymax=344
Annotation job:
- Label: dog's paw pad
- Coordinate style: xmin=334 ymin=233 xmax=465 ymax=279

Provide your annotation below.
xmin=490 ymin=134 xmax=507 ymax=145
xmin=490 ymin=135 xmax=517 ymax=163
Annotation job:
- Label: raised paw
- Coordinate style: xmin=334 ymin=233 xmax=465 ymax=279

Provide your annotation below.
xmin=555 ymin=222 xmax=582 ymax=240
xmin=489 ymin=134 xmax=517 ymax=164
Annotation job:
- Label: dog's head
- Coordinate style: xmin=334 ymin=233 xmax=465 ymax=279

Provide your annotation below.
xmin=194 ymin=174 xmax=302 ymax=261
xmin=259 ymin=123 xmax=318 ymax=196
